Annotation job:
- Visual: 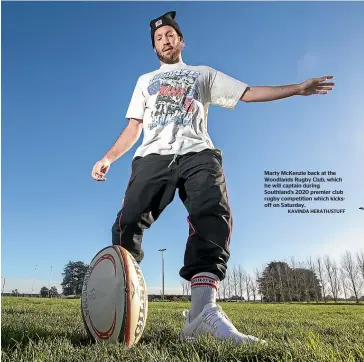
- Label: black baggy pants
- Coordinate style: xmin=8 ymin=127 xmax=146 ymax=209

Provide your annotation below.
xmin=111 ymin=148 xmax=232 ymax=281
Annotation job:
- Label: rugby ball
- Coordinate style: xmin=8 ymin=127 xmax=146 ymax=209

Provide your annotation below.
xmin=81 ymin=245 xmax=148 ymax=346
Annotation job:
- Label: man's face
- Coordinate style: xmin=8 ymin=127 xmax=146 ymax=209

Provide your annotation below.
xmin=154 ymin=25 xmax=183 ymax=64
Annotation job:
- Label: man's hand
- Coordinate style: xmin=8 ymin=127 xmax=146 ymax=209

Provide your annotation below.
xmin=91 ymin=158 xmax=111 ymax=181
xmin=241 ymin=75 xmax=335 ymax=102
xmin=298 ymin=76 xmax=335 ymax=96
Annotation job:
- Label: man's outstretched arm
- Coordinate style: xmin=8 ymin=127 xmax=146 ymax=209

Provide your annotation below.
xmin=241 ymin=75 xmax=335 ymax=103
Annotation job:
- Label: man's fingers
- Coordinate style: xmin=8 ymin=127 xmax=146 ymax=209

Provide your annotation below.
xmin=318 ymin=82 xmax=335 ymax=86
xmin=320 ymin=75 xmax=334 ymax=81
xmin=92 ymin=167 xmax=107 ymax=181
xmin=92 ymin=161 xmax=110 ymax=181
xmin=92 ymin=164 xmax=100 ymax=173
xmin=317 ymin=86 xmax=333 ymax=90
xmin=94 ymin=172 xmax=106 ymax=181
xmin=91 ymin=169 xmax=100 ymax=178
xmin=318 ymin=83 xmax=335 ymax=88
xmin=314 ymin=91 xmax=328 ymax=94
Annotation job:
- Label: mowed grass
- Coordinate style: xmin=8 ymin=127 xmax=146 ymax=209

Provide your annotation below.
xmin=1 ymin=297 xmax=364 ymax=362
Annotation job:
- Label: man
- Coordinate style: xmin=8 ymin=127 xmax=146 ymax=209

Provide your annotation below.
xmin=91 ymin=11 xmax=335 ymax=344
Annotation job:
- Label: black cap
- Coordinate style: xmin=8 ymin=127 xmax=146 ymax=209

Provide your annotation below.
xmin=150 ymin=11 xmax=183 ymax=48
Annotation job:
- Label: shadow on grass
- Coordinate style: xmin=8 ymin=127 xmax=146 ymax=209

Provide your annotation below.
xmin=139 ymin=323 xmax=279 ymax=362
xmin=1 ymin=325 xmax=94 ymax=352
xmin=2 ymin=323 xmax=287 ymax=362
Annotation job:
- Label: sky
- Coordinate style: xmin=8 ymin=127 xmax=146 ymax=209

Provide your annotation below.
xmin=1 ymin=1 xmax=364 ymax=295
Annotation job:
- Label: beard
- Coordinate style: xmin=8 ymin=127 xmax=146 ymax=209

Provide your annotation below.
xmin=156 ymin=43 xmax=182 ymax=64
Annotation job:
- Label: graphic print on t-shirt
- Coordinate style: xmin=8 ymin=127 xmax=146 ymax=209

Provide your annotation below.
xmin=147 ymin=70 xmax=201 ymax=130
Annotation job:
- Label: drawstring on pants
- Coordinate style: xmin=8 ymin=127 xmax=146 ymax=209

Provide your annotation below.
xmin=168 ymin=154 xmax=178 ymax=168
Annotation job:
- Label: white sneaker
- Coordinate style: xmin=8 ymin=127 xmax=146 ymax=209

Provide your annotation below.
xmin=180 ymin=303 xmax=267 ymax=345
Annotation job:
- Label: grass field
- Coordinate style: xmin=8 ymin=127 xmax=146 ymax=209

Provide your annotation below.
xmin=1 ymin=297 xmax=364 ymax=362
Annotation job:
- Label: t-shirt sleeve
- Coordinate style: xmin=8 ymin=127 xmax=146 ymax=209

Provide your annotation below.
xmin=209 ymin=68 xmax=248 ymax=109
xmin=125 ymin=77 xmax=145 ymax=120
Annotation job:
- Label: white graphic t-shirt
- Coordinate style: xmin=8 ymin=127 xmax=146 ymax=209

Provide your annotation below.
xmin=125 ymin=61 xmax=248 ymax=158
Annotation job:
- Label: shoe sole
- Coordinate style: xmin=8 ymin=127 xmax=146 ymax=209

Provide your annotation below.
xmin=180 ymin=332 xmax=267 ymax=346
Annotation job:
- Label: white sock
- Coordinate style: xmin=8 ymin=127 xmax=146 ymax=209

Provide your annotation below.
xmin=189 ymin=272 xmax=220 ymax=321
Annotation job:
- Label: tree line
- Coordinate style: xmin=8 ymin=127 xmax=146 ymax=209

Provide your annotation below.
xmin=181 ymin=250 xmax=364 ymax=303
xmin=9 ymin=286 xmax=59 ymax=298
xmin=60 ymin=250 xmax=364 ymax=303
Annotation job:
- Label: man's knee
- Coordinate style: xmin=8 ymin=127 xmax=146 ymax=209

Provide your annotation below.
xmin=111 ymin=210 xmax=144 ymax=232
